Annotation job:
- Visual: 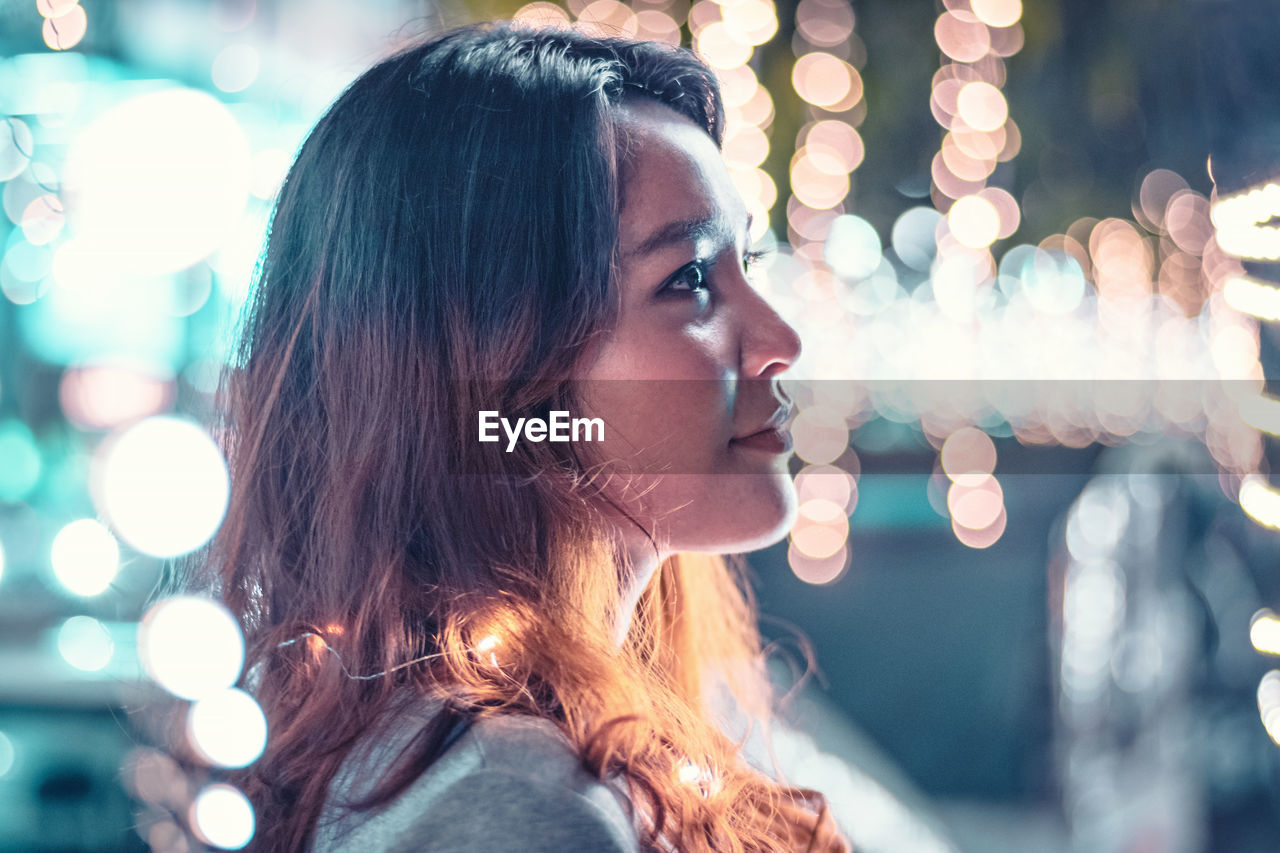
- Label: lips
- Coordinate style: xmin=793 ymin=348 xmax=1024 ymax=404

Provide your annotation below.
xmin=728 ymin=425 xmax=794 ymax=454
xmin=732 ymin=404 xmax=795 ymax=442
xmin=729 ymin=403 xmax=796 ymax=454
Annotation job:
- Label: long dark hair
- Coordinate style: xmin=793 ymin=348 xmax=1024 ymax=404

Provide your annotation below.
xmin=183 ymin=19 xmax=847 ymax=852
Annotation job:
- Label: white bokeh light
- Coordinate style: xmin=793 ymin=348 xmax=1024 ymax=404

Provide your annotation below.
xmin=825 ymin=214 xmax=883 ymax=280
xmin=891 ymin=206 xmax=943 ymax=271
xmin=1021 ymin=248 xmax=1086 ymax=315
xmin=211 ymin=44 xmax=260 ymax=94
xmin=190 ymin=783 xmax=255 ymax=850
xmin=50 ymin=518 xmax=119 ymax=597
xmin=60 ymin=88 xmax=251 ymax=280
xmin=187 ymin=687 xmax=268 ymax=768
xmin=138 ymin=595 xmax=244 ymax=700
xmin=57 ymin=615 xmax=114 ymax=672
xmin=92 ymin=416 xmax=229 ymax=558
xmin=946 ymin=195 xmax=1001 ymax=249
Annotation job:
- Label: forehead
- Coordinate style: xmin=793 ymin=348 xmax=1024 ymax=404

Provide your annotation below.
xmin=615 ymin=99 xmax=745 ymax=249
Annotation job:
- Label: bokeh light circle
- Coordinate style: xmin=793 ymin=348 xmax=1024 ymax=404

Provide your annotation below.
xmin=59 ymin=363 xmax=176 ymax=432
xmin=934 ymin=11 xmax=989 ymax=63
xmin=1020 ymin=248 xmax=1086 ymax=314
xmin=953 ymin=505 xmax=1007 ymax=548
xmin=0 ymin=419 xmax=41 ymax=502
xmin=513 ymin=2 xmax=572 ymax=28
xmin=694 ymin=21 xmax=752 ymax=69
xmin=50 ymin=518 xmax=119 ymax=597
xmin=804 ymin=120 xmax=864 ymax=173
xmin=36 ymin=0 xmax=79 ymax=16
xmin=970 ymin=0 xmax=1022 ymax=28
xmin=791 ymin=405 xmax=850 ymax=465
xmin=794 ymin=464 xmax=857 ymax=514
xmin=634 ymin=9 xmax=681 ymax=45
xmin=57 ymin=615 xmax=114 ymax=672
xmin=796 ymin=0 xmax=855 ymax=46
xmin=792 ymin=53 xmax=860 ymax=108
xmin=825 ymin=214 xmax=882 ymax=279
xmin=940 ymin=427 xmax=997 ymax=484
xmin=791 ymin=156 xmax=849 ymax=209
xmin=891 ymin=206 xmax=943 ymax=271
xmin=93 ymin=416 xmax=229 ymax=558
xmin=42 ymin=5 xmax=87 ymax=51
xmin=955 ymin=82 xmax=1008 ymax=133
xmin=947 ymin=475 xmax=1005 ymax=530
xmin=190 ymin=784 xmax=255 ymax=850
xmin=187 ymin=688 xmax=268 ymax=768
xmin=978 ymin=186 xmax=1021 ymax=239
xmin=791 ymin=512 xmax=848 ymax=560
xmin=211 ymin=44 xmax=260 ymax=94
xmin=138 ymin=595 xmax=244 ymax=701
xmin=0 ymin=119 xmax=34 ymax=182
xmin=723 ymin=0 xmax=778 ymax=46
xmin=20 ymin=195 xmax=64 ymax=246
xmin=62 ymin=88 xmax=251 ymax=277
xmin=947 ymin=195 xmax=1001 ymax=249
xmin=577 ymin=0 xmax=639 ymax=39
xmin=1137 ymin=169 xmax=1189 ymax=229
xmin=787 ymin=540 xmax=849 ymax=585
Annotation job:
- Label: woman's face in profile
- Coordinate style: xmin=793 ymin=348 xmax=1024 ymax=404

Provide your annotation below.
xmin=575 ymin=96 xmax=803 ymax=559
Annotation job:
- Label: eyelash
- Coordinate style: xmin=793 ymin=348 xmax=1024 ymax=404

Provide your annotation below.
xmin=664 ymin=248 xmax=773 ymax=295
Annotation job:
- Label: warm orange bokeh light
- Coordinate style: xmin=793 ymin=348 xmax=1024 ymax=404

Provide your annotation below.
xmin=792 ymin=52 xmax=862 ymax=109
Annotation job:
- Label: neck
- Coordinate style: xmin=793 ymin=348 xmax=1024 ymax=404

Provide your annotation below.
xmin=612 ymin=537 xmax=664 ymax=647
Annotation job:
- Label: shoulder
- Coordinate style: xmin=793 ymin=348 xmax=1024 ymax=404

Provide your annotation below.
xmin=313 ymin=702 xmax=641 ymax=853
xmin=380 ymin=764 xmax=639 ymax=853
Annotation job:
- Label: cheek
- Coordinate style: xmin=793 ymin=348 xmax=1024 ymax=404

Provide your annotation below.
xmin=575 ymin=314 xmax=775 ymax=542
xmin=583 ymin=308 xmax=730 ymax=382
xmin=579 ymin=377 xmax=732 ymax=476
xmin=576 ymin=324 xmax=733 ymax=474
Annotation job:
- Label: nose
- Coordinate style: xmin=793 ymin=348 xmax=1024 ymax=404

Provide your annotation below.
xmin=738 ymin=285 xmax=803 ymax=380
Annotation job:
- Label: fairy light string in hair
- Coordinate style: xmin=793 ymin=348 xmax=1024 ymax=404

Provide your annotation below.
xmin=275 ymin=630 xmax=504 ymax=680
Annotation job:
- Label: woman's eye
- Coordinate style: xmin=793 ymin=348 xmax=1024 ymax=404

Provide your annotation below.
xmin=743 ymin=249 xmax=770 ymax=273
xmin=663 ymin=248 xmax=772 ymax=297
xmin=665 ymin=261 xmax=709 ymax=293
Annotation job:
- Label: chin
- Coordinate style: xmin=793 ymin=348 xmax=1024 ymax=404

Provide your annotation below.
xmin=730 ymin=501 xmax=798 ymax=553
xmin=682 ymin=471 xmax=799 ymax=554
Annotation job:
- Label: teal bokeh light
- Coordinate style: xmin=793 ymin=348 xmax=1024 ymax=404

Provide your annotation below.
xmin=0 ymin=419 xmax=41 ymax=502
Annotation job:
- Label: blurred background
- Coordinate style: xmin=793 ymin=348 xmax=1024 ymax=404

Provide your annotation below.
xmin=3 ymin=0 xmax=1280 ymax=850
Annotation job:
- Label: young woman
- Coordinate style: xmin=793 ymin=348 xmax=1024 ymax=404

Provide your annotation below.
xmin=193 ymin=18 xmax=852 ymax=852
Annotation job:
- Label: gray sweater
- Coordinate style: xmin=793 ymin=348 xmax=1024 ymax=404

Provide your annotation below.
xmin=309 ymin=684 xmax=938 ymax=852
xmin=311 ymin=697 xmax=655 ymax=852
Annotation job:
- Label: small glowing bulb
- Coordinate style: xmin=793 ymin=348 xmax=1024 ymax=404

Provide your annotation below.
xmin=476 ymin=634 xmax=501 ymax=666
xmin=676 ymin=759 xmax=722 ymax=797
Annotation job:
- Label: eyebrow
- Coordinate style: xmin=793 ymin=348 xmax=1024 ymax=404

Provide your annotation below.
xmin=623 ymin=211 xmax=754 ymax=262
